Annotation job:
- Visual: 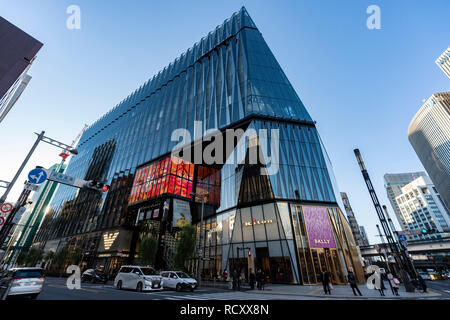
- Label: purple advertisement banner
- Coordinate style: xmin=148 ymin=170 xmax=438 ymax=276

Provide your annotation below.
xmin=302 ymin=206 xmax=336 ymax=249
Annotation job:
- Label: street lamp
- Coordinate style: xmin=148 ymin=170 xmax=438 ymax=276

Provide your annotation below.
xmin=0 ymin=131 xmax=77 ymax=205
xmin=190 ymin=190 xmax=208 ymax=288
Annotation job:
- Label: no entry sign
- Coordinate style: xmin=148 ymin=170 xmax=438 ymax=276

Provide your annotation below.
xmin=0 ymin=203 xmax=13 ymax=213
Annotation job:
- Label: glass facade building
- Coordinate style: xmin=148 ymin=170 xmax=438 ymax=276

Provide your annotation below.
xmin=33 ymin=7 xmax=363 ymax=284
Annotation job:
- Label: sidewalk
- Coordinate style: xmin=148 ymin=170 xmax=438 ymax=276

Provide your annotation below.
xmin=201 ymin=280 xmax=440 ymax=299
xmin=251 ymin=283 xmax=440 ymax=299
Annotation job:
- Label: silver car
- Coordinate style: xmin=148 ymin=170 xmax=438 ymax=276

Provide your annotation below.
xmin=0 ymin=267 xmax=45 ymax=299
xmin=160 ymin=271 xmax=197 ymax=292
xmin=114 ymin=265 xmax=163 ymax=292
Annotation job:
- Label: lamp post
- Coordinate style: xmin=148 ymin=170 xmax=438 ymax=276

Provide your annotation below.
xmin=0 ymin=131 xmax=78 ymax=205
xmin=190 ymin=190 xmax=208 ymax=288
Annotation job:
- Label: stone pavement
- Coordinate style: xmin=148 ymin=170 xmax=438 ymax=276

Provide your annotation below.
xmin=201 ymin=280 xmax=440 ymax=299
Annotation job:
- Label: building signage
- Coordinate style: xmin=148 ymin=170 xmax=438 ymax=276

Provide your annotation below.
xmin=302 ymin=206 xmax=336 ymax=249
xmin=173 ymin=198 xmax=192 ymax=228
xmin=244 ymin=219 xmax=274 ymax=227
xmin=24 ymin=181 xmax=40 ymax=192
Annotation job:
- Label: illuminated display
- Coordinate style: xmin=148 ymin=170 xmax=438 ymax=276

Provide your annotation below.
xmin=129 ymin=156 xmax=220 ymax=206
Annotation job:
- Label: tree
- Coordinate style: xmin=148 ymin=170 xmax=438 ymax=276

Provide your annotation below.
xmin=174 ymin=225 xmax=197 ymax=270
xmin=16 ymin=251 xmax=28 ymax=266
xmin=68 ymin=247 xmax=83 ymax=265
xmin=54 ymin=248 xmax=68 ymax=277
xmin=25 ymin=248 xmax=44 ymax=267
xmin=138 ymin=236 xmax=158 ymax=266
xmin=43 ymin=250 xmax=56 ymax=270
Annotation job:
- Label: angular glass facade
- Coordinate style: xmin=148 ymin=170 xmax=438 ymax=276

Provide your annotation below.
xmin=33 ymin=7 xmax=362 ymax=284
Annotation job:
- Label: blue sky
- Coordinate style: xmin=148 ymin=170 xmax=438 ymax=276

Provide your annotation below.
xmin=0 ymin=0 xmax=449 ymax=244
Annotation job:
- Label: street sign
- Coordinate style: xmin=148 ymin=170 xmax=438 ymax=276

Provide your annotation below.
xmin=28 ymin=168 xmax=47 ymax=184
xmin=44 ymin=169 xmax=86 ymax=188
xmin=11 ymin=207 xmax=26 ymax=224
xmin=0 ymin=217 xmax=5 ymax=227
xmin=398 ymin=234 xmax=407 ymax=242
xmin=24 ymin=181 xmax=40 ymax=192
xmin=0 ymin=203 xmax=13 ymax=213
xmin=198 ymin=248 xmax=203 ymax=257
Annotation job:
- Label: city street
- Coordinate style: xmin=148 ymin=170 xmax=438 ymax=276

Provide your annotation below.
xmin=20 ymin=278 xmax=450 ymax=300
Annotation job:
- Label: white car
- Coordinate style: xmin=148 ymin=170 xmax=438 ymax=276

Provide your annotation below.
xmin=114 ymin=266 xmax=163 ymax=292
xmin=0 ymin=267 xmax=45 ymax=299
xmin=160 ymin=271 xmax=197 ymax=292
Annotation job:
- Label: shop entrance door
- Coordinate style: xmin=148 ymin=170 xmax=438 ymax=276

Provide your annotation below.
xmin=256 ymin=247 xmax=270 ymax=282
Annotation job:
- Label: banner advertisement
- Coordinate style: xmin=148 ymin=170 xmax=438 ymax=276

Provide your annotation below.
xmin=173 ymin=198 xmax=192 ymax=228
xmin=302 ymin=206 xmax=336 ymax=249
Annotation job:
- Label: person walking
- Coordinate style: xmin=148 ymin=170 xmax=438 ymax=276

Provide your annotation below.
xmin=374 ymin=272 xmax=386 ymax=296
xmin=417 ymin=274 xmax=427 ymax=293
xmin=388 ymin=274 xmax=400 ymax=296
xmin=256 ymin=269 xmax=264 ymax=290
xmin=222 ymin=269 xmax=228 ymax=282
xmin=319 ymin=270 xmax=332 ymax=295
xmin=347 ymin=270 xmax=362 ymax=296
xmin=249 ymin=269 xmax=256 ymax=290
xmin=232 ymin=269 xmax=239 ymax=290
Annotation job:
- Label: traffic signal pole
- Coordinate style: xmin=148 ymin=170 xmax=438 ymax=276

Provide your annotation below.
xmin=0 ymin=131 xmax=44 ymax=205
xmin=354 ymin=149 xmax=416 ymax=292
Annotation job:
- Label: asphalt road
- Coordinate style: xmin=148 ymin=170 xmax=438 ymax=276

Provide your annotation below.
xmin=36 ymin=277 xmax=227 ymax=300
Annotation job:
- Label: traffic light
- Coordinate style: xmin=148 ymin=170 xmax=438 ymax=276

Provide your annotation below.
xmin=85 ymin=180 xmax=109 ymax=192
xmin=376 ymin=244 xmax=381 ymax=253
xmin=421 ymin=228 xmax=438 ymax=234
xmin=248 ymin=250 xmax=251 ymax=257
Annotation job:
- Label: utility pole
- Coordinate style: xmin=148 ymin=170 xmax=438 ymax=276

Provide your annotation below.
xmin=354 ymin=149 xmax=416 ymax=292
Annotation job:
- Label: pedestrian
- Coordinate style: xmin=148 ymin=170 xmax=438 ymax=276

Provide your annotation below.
xmin=256 ymin=268 xmax=263 ymax=290
xmin=232 ymin=269 xmax=240 ymax=290
xmin=249 ymin=269 xmax=256 ymax=290
xmin=318 ymin=269 xmax=332 ymax=295
xmin=222 ymin=269 xmax=228 ymax=282
xmin=373 ymin=272 xmax=386 ymax=296
xmin=417 ymin=274 xmax=427 ymax=293
xmin=346 ymin=270 xmax=362 ymax=296
xmin=388 ymin=274 xmax=400 ymax=296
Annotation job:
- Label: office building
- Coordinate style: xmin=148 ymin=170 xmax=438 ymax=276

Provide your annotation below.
xmin=33 ymin=8 xmax=363 ymax=285
xmin=395 ymin=176 xmax=450 ymax=240
xmin=340 ymin=192 xmax=365 ymax=247
xmin=436 ymin=47 xmax=450 ymax=78
xmin=384 ymin=172 xmax=428 ymax=231
xmin=359 ymin=226 xmax=369 ymax=246
xmin=408 ymin=93 xmax=450 ymax=211
xmin=0 ymin=16 xmax=43 ymax=123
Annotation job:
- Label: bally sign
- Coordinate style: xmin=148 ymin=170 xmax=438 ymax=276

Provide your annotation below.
xmin=302 ymin=206 xmax=336 ymax=249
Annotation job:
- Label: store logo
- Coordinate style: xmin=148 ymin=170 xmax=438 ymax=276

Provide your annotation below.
xmin=244 ymin=219 xmax=274 ymax=227
xmin=103 ymin=231 xmax=119 ymax=250
xmin=314 ymin=239 xmax=331 ymax=245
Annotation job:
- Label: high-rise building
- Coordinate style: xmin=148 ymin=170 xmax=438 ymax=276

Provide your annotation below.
xmin=0 ymin=16 xmax=43 ymax=123
xmin=4 ymin=163 xmax=66 ymax=266
xmin=384 ymin=172 xmax=428 ymax=231
xmin=395 ymin=176 xmax=450 ymax=240
xmin=340 ymin=192 xmax=365 ymax=247
xmin=408 ymin=93 xmax=450 ymax=211
xmin=436 ymin=47 xmax=450 ymax=78
xmin=359 ymin=226 xmax=369 ymax=246
xmin=33 ymin=8 xmax=364 ymax=285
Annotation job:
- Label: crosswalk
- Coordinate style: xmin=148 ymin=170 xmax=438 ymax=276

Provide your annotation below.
xmin=152 ymin=291 xmax=303 ymax=300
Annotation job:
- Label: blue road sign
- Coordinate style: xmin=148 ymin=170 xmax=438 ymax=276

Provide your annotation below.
xmin=398 ymin=234 xmax=407 ymax=242
xmin=28 ymin=168 xmax=47 ymax=184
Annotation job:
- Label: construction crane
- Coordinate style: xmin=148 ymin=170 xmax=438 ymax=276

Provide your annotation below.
xmin=353 ymin=148 xmax=417 ymax=292
xmin=59 ymin=124 xmax=88 ymax=163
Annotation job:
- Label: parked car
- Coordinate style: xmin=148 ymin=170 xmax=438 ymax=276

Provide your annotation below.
xmin=114 ymin=266 xmax=163 ymax=292
xmin=0 ymin=267 xmax=44 ymax=299
xmin=160 ymin=271 xmax=197 ymax=292
xmin=81 ymin=268 xmax=108 ymax=284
